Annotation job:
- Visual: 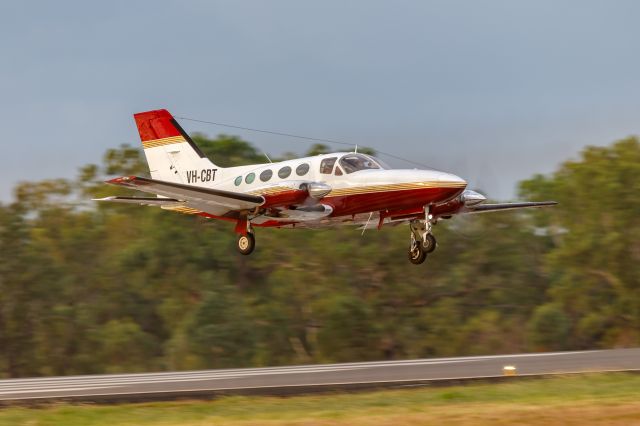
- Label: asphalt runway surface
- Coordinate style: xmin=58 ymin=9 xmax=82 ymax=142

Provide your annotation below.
xmin=1 ymin=348 xmax=638 ymax=403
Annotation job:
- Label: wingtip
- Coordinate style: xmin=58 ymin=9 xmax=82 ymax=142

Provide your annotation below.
xmin=105 ymin=176 xmax=137 ymax=185
xmin=530 ymin=201 xmax=558 ymax=206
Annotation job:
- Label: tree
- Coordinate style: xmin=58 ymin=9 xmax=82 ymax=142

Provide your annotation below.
xmin=186 ymin=282 xmax=255 ymax=368
xmin=192 ymin=134 xmax=265 ymax=167
xmin=2 ymin=132 xmax=639 ymax=378
xmin=527 ymin=303 xmax=571 ymax=351
xmin=520 ymin=137 xmax=640 ymax=348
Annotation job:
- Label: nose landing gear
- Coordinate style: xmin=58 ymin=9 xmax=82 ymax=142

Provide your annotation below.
xmin=408 ymin=233 xmax=427 ymax=264
xmin=408 ymin=206 xmax=437 ymax=265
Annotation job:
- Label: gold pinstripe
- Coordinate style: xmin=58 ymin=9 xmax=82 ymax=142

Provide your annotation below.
xmin=142 ymin=136 xmax=186 ymax=149
xmin=249 ymin=186 xmax=290 ymax=196
xmin=326 ymin=181 xmax=466 ymax=197
xmin=247 ymin=181 xmax=465 ymax=198
xmin=162 ymin=206 xmax=201 ymax=215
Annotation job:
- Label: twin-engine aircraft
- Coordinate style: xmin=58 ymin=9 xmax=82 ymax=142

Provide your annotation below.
xmin=96 ymin=109 xmax=557 ymax=264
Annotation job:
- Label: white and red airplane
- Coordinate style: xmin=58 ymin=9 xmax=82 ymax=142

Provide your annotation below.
xmin=96 ymin=109 xmax=557 ymax=264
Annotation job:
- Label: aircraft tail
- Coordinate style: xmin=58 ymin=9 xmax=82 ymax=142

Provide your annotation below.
xmin=134 ymin=109 xmax=219 ymax=184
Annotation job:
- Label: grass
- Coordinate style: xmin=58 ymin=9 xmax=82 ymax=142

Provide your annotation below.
xmin=1 ymin=373 xmax=640 ymax=426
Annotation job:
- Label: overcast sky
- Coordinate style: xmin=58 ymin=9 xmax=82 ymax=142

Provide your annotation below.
xmin=1 ymin=1 xmax=639 ymax=201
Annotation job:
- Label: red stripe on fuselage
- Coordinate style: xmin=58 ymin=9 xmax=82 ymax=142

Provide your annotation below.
xmin=261 ymin=189 xmax=308 ymax=208
xmin=324 ymin=186 xmax=465 ymax=217
xmin=251 ymin=186 xmax=465 ymax=228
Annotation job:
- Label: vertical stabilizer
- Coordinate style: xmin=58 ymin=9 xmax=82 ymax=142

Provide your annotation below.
xmin=134 ymin=109 xmax=219 ymax=184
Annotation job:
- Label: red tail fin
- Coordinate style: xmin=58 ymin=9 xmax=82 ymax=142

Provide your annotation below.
xmin=133 ymin=109 xmax=205 ymax=157
xmin=134 ymin=109 xmax=182 ymax=142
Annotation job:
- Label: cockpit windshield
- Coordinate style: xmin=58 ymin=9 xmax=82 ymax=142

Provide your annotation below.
xmin=339 ymin=154 xmax=386 ymax=174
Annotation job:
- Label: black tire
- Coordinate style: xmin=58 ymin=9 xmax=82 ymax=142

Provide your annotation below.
xmin=423 ymin=234 xmax=437 ymax=253
xmin=237 ymin=233 xmax=255 ymax=255
xmin=408 ymin=243 xmax=427 ymax=265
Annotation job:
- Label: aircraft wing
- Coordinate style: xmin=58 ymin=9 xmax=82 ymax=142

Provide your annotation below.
xmin=462 ymin=201 xmax=558 ymax=214
xmin=101 ymin=176 xmax=264 ymax=214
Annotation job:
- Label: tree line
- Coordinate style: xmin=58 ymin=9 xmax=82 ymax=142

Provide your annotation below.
xmin=0 ymin=134 xmax=638 ymax=378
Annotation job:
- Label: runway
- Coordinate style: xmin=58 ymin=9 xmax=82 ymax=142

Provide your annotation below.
xmin=0 ymin=348 xmax=638 ymax=404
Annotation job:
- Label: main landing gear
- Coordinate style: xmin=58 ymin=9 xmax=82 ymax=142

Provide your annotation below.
xmin=237 ymin=232 xmax=255 ymax=255
xmin=408 ymin=206 xmax=437 ymax=265
xmin=236 ymin=219 xmax=256 ymax=255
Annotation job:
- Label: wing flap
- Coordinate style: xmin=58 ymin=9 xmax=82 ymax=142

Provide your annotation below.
xmin=105 ymin=176 xmax=265 ymax=213
xmin=93 ymin=196 xmax=181 ymax=206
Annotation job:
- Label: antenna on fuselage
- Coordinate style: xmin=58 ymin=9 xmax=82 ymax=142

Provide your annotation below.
xmin=361 ymin=212 xmax=373 ymax=236
xmin=263 ymin=152 xmax=273 ymax=163
xmin=354 ymin=144 xmax=358 ymax=153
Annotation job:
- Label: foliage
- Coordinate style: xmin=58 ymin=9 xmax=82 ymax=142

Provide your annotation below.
xmin=519 ymin=136 xmax=640 ymax=349
xmin=0 ymin=134 xmax=638 ymax=377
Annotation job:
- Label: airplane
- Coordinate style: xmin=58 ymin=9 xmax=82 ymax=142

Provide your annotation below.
xmin=95 ymin=109 xmax=557 ymax=264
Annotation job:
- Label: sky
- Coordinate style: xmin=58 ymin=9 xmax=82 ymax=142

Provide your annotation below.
xmin=1 ymin=0 xmax=639 ymax=201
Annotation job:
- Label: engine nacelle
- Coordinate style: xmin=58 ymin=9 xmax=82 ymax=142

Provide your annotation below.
xmin=300 ymin=182 xmax=332 ymax=199
xmin=460 ymin=189 xmax=486 ymax=206
xmin=280 ymin=204 xmax=333 ymax=221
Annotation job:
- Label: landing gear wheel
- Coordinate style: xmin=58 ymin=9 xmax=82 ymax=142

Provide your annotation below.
xmin=408 ymin=241 xmax=427 ymax=265
xmin=237 ymin=233 xmax=255 ymax=255
xmin=423 ymin=234 xmax=437 ymax=253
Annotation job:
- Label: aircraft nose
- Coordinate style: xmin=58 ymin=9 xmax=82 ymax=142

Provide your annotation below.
xmin=438 ymin=172 xmax=467 ymax=186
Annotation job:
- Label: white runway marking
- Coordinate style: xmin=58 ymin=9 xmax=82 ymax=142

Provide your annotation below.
xmin=0 ymin=359 xmax=489 ymax=390
xmin=0 ymin=349 xmax=636 ymax=400
xmin=0 ymin=386 xmax=122 ymax=395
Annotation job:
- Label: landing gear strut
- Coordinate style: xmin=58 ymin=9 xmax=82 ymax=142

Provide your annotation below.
xmin=408 ymin=206 xmax=437 ymax=265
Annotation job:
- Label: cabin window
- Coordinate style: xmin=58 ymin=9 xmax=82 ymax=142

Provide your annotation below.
xmin=320 ymin=157 xmax=337 ymax=174
xmin=260 ymin=169 xmax=273 ymax=182
xmin=245 ymin=173 xmax=256 ymax=184
xmin=296 ymin=163 xmax=310 ymax=176
xmin=335 ymin=166 xmax=343 ymax=176
xmin=339 ymin=154 xmax=381 ymax=174
xmin=234 ymin=176 xmax=242 ymax=186
xmin=278 ymin=166 xmax=292 ymax=179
